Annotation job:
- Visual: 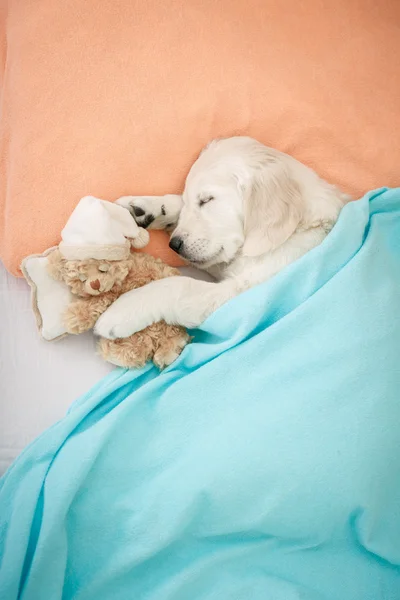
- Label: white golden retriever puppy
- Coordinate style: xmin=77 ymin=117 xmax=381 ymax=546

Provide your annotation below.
xmin=95 ymin=137 xmax=349 ymax=340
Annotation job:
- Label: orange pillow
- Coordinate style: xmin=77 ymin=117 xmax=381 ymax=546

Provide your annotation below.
xmin=1 ymin=0 xmax=400 ymax=276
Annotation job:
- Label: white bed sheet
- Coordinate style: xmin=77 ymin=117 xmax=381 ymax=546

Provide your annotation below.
xmin=0 ymin=261 xmax=211 ymax=475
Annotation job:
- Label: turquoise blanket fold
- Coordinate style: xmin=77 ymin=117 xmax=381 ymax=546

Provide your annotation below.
xmin=1 ymin=188 xmax=400 ymax=600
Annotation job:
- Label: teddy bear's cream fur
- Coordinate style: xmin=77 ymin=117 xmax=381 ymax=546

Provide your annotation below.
xmin=47 ymin=249 xmax=190 ymax=369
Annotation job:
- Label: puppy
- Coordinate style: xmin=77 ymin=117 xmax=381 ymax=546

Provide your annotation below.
xmin=95 ymin=137 xmax=349 ymax=340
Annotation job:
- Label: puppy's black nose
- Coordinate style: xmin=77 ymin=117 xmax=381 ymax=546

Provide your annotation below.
xmin=169 ymin=236 xmax=184 ymax=254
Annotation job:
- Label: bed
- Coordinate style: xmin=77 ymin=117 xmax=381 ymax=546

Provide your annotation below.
xmin=1 ymin=190 xmax=400 ymax=600
xmin=1 ymin=2 xmax=400 ymax=597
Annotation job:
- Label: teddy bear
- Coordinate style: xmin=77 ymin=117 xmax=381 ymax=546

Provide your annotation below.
xmin=46 ymin=248 xmax=190 ymax=369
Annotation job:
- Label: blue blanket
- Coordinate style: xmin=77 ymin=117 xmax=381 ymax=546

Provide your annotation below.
xmin=1 ymin=188 xmax=400 ymax=600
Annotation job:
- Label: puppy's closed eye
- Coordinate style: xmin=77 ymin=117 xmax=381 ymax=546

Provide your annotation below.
xmin=199 ymin=195 xmax=214 ymax=207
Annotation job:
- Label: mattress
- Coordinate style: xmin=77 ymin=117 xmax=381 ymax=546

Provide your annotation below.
xmin=0 ymin=261 xmax=211 ymax=474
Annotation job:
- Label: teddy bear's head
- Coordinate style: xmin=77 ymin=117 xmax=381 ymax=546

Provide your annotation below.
xmin=47 ymin=249 xmax=130 ymax=297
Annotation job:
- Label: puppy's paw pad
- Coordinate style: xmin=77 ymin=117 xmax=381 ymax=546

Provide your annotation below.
xmin=132 ymin=206 xmax=145 ymax=217
xmin=133 ymin=211 xmax=156 ymax=229
xmin=116 ymin=197 xmax=160 ymax=228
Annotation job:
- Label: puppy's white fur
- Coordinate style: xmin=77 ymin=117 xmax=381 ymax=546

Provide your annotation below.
xmin=95 ymin=137 xmax=349 ymax=339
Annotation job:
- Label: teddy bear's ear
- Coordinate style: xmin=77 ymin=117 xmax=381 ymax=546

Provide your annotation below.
xmin=46 ymin=248 xmax=66 ymax=281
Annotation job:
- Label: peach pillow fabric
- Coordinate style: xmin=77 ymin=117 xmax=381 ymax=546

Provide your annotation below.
xmin=1 ymin=0 xmax=400 ymax=276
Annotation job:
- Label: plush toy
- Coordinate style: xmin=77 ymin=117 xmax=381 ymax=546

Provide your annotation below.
xmin=21 ymin=196 xmax=190 ymax=369
xmin=47 ymin=249 xmax=190 ymax=369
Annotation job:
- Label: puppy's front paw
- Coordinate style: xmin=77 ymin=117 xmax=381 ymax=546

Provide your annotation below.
xmin=116 ymin=195 xmax=182 ymax=231
xmin=94 ymin=293 xmax=147 ymax=339
xmin=94 ymin=311 xmax=122 ymax=340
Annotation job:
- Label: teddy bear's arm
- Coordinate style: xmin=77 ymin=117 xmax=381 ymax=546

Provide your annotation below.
xmin=64 ymin=295 xmax=115 ymax=335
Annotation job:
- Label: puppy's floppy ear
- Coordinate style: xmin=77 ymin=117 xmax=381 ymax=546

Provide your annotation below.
xmin=242 ymin=162 xmax=303 ymax=257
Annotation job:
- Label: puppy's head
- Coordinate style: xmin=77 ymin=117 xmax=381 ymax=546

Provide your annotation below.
xmin=169 ymin=137 xmax=304 ymax=268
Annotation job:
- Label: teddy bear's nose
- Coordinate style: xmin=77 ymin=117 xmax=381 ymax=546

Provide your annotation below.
xmin=90 ymin=279 xmax=101 ymax=290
